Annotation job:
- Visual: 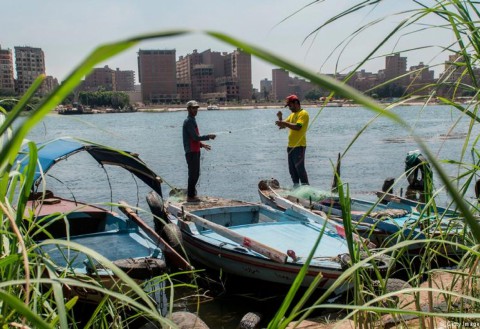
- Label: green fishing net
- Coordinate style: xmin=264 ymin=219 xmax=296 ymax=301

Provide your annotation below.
xmin=288 ymin=185 xmax=336 ymax=202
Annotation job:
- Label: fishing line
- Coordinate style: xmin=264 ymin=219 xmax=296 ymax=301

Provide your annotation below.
xmin=210 ymin=122 xmax=273 ymax=135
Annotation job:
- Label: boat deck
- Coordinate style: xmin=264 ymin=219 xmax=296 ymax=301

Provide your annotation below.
xmin=202 ymin=220 xmax=347 ymax=259
xmin=39 ymin=229 xmax=154 ymax=270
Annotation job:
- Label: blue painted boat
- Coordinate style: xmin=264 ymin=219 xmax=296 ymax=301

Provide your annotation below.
xmin=258 ymin=179 xmax=466 ymax=257
xmin=15 ymin=138 xmax=191 ymax=305
xmin=157 ymin=194 xmax=392 ymax=295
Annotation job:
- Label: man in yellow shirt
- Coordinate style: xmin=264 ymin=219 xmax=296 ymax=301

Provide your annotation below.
xmin=276 ymin=94 xmax=309 ymax=187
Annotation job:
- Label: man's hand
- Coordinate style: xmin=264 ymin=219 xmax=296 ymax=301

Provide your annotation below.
xmin=276 ymin=120 xmax=286 ymax=129
xmin=201 ymin=143 xmax=212 ymax=151
xmin=208 ymin=134 xmax=216 ymax=140
xmin=276 ymin=111 xmax=283 ymax=121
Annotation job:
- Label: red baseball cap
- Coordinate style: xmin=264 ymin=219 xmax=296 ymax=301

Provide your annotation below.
xmin=284 ymin=94 xmax=299 ymax=107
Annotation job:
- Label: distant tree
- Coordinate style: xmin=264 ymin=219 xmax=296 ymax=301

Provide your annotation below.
xmin=62 ymin=93 xmax=75 ymax=105
xmin=375 ymin=83 xmax=406 ymax=98
xmin=78 ymin=91 xmax=130 ymax=108
xmin=305 ymin=89 xmax=323 ymax=101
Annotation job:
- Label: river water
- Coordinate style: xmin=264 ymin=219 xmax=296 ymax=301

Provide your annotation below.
xmin=26 ymin=105 xmax=477 ymax=328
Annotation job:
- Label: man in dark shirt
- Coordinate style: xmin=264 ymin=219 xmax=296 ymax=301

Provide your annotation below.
xmin=183 ymin=100 xmax=216 ymax=202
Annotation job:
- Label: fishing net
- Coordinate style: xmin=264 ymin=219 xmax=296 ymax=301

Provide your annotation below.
xmin=288 ymin=185 xmax=336 ymax=202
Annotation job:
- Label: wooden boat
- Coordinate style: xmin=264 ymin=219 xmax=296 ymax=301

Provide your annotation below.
xmin=150 ymin=192 xmax=392 ymax=295
xmin=57 ymin=103 xmax=93 ymax=115
xmin=16 ymin=138 xmax=191 ymax=305
xmin=258 ymin=178 xmax=466 ymax=257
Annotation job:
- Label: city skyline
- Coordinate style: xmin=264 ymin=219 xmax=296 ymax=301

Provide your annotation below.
xmin=1 ymin=42 xmax=443 ymax=94
xmin=2 ymin=1 xmax=451 ymax=90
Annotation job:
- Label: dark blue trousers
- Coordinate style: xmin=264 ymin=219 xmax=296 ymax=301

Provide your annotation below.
xmin=287 ymin=147 xmax=309 ymax=186
xmin=185 ymin=152 xmax=200 ymax=197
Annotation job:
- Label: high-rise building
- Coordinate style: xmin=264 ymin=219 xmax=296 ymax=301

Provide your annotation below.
xmin=83 ymin=65 xmax=116 ymax=91
xmin=201 ymin=49 xmax=225 ymax=78
xmin=227 ymin=49 xmax=252 ymax=101
xmin=14 ymin=46 xmax=46 ymax=95
xmin=115 ymin=68 xmax=135 ymax=91
xmin=176 ymin=48 xmax=252 ymax=103
xmin=437 ymin=54 xmax=480 ymax=97
xmin=138 ymin=49 xmax=177 ymax=104
xmin=409 ymin=62 xmax=434 ymax=83
xmin=272 ymin=68 xmax=290 ymax=101
xmin=260 ymin=78 xmax=272 ymax=100
xmin=384 ymin=53 xmax=407 ymax=84
xmin=44 ymin=75 xmax=59 ymax=94
xmin=407 ymin=62 xmax=435 ymax=96
xmin=0 ymin=46 xmax=15 ymax=94
xmin=191 ymin=63 xmax=215 ymax=100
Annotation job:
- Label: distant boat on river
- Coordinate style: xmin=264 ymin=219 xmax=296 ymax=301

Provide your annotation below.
xmin=207 ymin=104 xmax=220 ymax=110
xmin=57 ymin=103 xmax=93 ymax=115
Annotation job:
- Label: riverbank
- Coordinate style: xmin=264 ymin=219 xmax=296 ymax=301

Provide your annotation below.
xmin=136 ymin=100 xmax=438 ymax=112
xmin=286 ymin=271 xmax=467 ymax=329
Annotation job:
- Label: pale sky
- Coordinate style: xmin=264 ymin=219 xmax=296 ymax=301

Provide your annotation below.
xmin=2 ymin=0 xmax=450 ymax=89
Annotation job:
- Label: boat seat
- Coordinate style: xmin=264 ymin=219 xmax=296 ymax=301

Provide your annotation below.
xmin=34 ymin=212 xmax=108 ymax=240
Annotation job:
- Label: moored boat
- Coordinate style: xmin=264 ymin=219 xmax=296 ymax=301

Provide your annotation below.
xmin=258 ymin=178 xmax=466 ymax=258
xmin=150 ymin=192 xmax=392 ymax=295
xmin=16 ymin=138 xmax=191 ymax=305
xmin=206 ymin=104 xmax=220 ymax=110
xmin=57 ymin=103 xmax=93 ymax=115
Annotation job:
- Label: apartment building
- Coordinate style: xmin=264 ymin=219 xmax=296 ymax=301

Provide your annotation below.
xmin=44 ymin=75 xmax=59 ymax=94
xmin=14 ymin=46 xmax=46 ymax=95
xmin=272 ymin=68 xmax=290 ymax=101
xmin=191 ymin=64 xmax=215 ymax=100
xmin=0 ymin=46 xmax=15 ymax=94
xmin=82 ymin=65 xmax=116 ymax=91
xmin=201 ymin=49 xmax=226 ymax=78
xmin=260 ymin=78 xmax=272 ymax=99
xmin=177 ymin=50 xmax=202 ymax=101
xmin=227 ymin=49 xmax=252 ymax=101
xmin=406 ymin=62 xmax=435 ymax=95
xmin=175 ymin=48 xmax=252 ymax=103
xmin=347 ymin=70 xmax=379 ymax=93
xmin=138 ymin=49 xmax=177 ymax=104
xmin=115 ymin=68 xmax=135 ymax=92
xmin=384 ymin=53 xmax=408 ymax=85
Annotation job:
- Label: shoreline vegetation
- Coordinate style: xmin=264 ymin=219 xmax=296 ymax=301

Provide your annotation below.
xmin=53 ymin=99 xmax=444 ymax=115
xmin=56 ymin=96 xmax=473 ymax=115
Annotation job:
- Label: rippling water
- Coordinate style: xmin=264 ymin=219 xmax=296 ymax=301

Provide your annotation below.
xmin=26 ymin=105 xmax=477 ymax=328
xmin=29 ymin=105 xmax=476 ymax=204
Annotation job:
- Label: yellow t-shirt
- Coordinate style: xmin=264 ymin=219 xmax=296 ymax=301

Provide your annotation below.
xmin=285 ymin=109 xmax=309 ymax=147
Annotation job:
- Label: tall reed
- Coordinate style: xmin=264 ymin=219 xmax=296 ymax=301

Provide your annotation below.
xmin=3 ymin=1 xmax=480 ymax=327
xmin=263 ymin=0 xmax=480 ymax=327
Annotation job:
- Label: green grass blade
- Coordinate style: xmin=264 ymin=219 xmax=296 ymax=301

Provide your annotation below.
xmin=0 ymin=289 xmax=51 ymax=329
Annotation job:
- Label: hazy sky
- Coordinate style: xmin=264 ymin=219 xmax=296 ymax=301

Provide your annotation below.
xmin=3 ymin=0 xmax=450 ymax=89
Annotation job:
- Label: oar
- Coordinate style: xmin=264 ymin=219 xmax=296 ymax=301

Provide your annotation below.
xmin=118 ymin=201 xmax=193 ymax=271
xmin=178 ymin=208 xmax=288 ymax=264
